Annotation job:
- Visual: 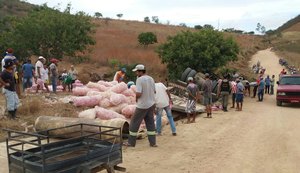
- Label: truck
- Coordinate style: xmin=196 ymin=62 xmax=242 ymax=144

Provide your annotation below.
xmin=276 ymin=74 xmax=300 ymax=106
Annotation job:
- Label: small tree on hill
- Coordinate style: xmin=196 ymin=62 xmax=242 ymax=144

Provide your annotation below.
xmin=194 ymin=25 xmax=203 ymax=30
xmin=117 ymin=13 xmax=123 ymax=19
xmin=94 ymin=12 xmax=102 ymax=18
xmin=157 ymin=30 xmax=239 ymax=79
xmin=151 ymin=16 xmax=159 ymax=24
xmin=144 ymin=16 xmax=150 ymax=23
xmin=203 ymin=24 xmax=214 ymax=30
xmin=138 ymin=32 xmax=157 ymax=47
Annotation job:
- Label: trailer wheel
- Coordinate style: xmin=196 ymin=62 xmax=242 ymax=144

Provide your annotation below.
xmin=276 ymin=100 xmax=282 ymax=106
xmin=181 ymin=68 xmax=192 ymax=81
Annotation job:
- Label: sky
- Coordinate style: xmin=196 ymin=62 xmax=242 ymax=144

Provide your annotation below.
xmin=24 ymin=0 xmax=300 ymax=32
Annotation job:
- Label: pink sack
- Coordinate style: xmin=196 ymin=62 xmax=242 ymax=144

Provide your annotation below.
xmin=86 ymin=91 xmax=102 ymax=96
xmin=97 ymin=80 xmax=113 ymax=87
xmin=122 ymin=89 xmax=135 ymax=97
xmin=99 ymin=98 xmax=111 ymax=108
xmin=121 ymin=105 xmax=136 ymax=118
xmin=86 ymin=82 xmax=108 ymax=92
xmin=73 ymin=87 xmax=90 ymax=96
xmin=108 ymin=103 xmax=128 ymax=114
xmin=126 ymin=96 xmax=136 ymax=104
xmin=110 ymin=93 xmax=127 ymax=106
xmin=72 ymin=96 xmax=99 ymax=107
xmin=78 ymin=108 xmax=96 ymax=119
xmin=130 ymin=85 xmax=137 ymax=92
xmin=95 ymin=106 xmax=125 ymax=120
xmin=110 ymin=82 xmax=128 ymax=94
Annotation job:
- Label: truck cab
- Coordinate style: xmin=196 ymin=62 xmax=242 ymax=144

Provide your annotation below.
xmin=276 ymin=74 xmax=300 ymax=106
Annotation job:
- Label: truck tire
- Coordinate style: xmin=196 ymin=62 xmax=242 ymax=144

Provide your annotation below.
xmin=185 ymin=70 xmax=197 ymax=82
xmin=181 ymin=68 xmax=192 ymax=82
xmin=276 ymin=100 xmax=282 ymax=106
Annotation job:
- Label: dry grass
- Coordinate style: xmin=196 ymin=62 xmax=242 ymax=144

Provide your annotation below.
xmin=18 ymin=97 xmax=41 ymax=116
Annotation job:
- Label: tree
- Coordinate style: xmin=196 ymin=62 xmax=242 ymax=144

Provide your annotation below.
xmin=116 ymin=13 xmax=123 ymax=19
xmin=179 ymin=23 xmax=187 ymax=27
xmin=256 ymin=22 xmax=266 ymax=34
xmin=94 ymin=12 xmax=102 ymax=18
xmin=144 ymin=16 xmax=150 ymax=23
xmin=203 ymin=24 xmax=214 ymax=30
xmin=194 ymin=25 xmax=203 ymax=30
xmin=151 ymin=16 xmax=159 ymax=24
xmin=156 ymin=30 xmax=239 ymax=79
xmin=138 ymin=32 xmax=157 ymax=47
xmin=0 ymin=5 xmax=95 ymax=60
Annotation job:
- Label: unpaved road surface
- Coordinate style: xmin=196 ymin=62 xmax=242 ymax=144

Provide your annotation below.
xmin=121 ymin=49 xmax=300 ymax=173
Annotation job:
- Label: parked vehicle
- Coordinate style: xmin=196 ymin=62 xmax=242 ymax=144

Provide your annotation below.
xmin=276 ymin=74 xmax=300 ymax=106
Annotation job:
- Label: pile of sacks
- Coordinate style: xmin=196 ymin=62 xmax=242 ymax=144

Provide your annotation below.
xmin=73 ymin=81 xmax=137 ymax=120
xmin=26 ymin=79 xmax=84 ymax=93
xmin=73 ymin=80 xmax=169 ymax=131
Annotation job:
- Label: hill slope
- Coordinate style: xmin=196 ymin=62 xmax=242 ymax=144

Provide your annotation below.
xmin=0 ymin=0 xmax=34 ymax=19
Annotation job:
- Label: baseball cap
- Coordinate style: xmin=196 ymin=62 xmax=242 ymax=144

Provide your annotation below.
xmin=205 ymin=73 xmax=210 ymax=77
xmin=121 ymin=67 xmax=127 ymax=73
xmin=187 ymin=77 xmax=193 ymax=81
xmin=38 ymin=56 xmax=45 ymax=60
xmin=132 ymin=64 xmax=145 ymax=72
xmin=50 ymin=58 xmax=59 ymax=63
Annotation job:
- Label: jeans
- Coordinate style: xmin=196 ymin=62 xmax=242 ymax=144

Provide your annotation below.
xmin=265 ymin=85 xmax=270 ymax=94
xmin=3 ymin=89 xmax=19 ymax=111
xmin=156 ymin=106 xmax=176 ymax=134
xmin=258 ymin=89 xmax=264 ymax=101
xmin=51 ymin=76 xmax=57 ymax=93
xmin=23 ymin=77 xmax=32 ymax=91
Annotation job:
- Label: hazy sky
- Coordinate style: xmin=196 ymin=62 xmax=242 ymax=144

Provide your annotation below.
xmin=24 ymin=0 xmax=299 ymax=32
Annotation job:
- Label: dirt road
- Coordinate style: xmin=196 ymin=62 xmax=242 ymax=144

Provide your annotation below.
xmin=121 ymin=49 xmax=300 ymax=173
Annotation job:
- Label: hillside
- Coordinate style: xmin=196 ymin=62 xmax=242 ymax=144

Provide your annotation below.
xmin=272 ymin=14 xmax=300 ymax=69
xmin=0 ymin=0 xmax=34 ymax=19
xmin=80 ymin=19 xmax=265 ymax=81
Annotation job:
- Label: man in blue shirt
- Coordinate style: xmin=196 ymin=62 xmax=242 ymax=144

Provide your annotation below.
xmin=236 ymin=78 xmax=245 ymax=111
xmin=22 ymin=59 xmax=34 ymax=91
xmin=258 ymin=77 xmax=265 ymax=102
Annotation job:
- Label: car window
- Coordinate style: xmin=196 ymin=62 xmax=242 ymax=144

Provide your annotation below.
xmin=280 ymin=77 xmax=300 ymax=85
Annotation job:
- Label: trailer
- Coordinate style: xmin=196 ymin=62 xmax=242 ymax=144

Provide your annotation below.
xmin=4 ymin=123 xmax=126 ymax=173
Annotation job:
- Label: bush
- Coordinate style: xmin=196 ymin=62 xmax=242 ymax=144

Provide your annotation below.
xmin=138 ymin=32 xmax=157 ymax=47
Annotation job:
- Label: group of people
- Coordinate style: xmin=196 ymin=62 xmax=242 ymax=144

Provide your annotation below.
xmin=0 ymin=48 xmax=79 ymax=119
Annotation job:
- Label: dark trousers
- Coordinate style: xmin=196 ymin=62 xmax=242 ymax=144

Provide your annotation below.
xmin=128 ymin=105 xmax=156 ymax=146
xmin=258 ymin=89 xmax=264 ymax=101
xmin=253 ymin=86 xmax=258 ymax=97
xmin=265 ymin=85 xmax=270 ymax=94
xmin=270 ymin=85 xmax=274 ymax=95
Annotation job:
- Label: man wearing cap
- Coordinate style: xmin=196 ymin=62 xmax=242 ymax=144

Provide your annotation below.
xmin=125 ymin=64 xmax=157 ymax=147
xmin=1 ymin=48 xmax=17 ymax=72
xmin=218 ymin=75 xmax=231 ymax=112
xmin=202 ymin=73 xmax=213 ymax=118
xmin=49 ymin=58 xmax=59 ymax=93
xmin=0 ymin=59 xmax=19 ymax=119
xmin=257 ymin=77 xmax=265 ymax=102
xmin=113 ymin=67 xmax=126 ymax=83
xmin=186 ymin=77 xmax=199 ymax=123
xmin=236 ymin=78 xmax=245 ymax=111
xmin=35 ymin=56 xmax=46 ymax=93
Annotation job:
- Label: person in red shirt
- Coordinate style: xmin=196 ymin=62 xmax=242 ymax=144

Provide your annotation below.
xmin=113 ymin=68 xmax=126 ymax=83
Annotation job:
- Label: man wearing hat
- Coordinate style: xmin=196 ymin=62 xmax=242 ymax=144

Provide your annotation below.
xmin=0 ymin=59 xmax=19 ymax=119
xmin=35 ymin=56 xmax=46 ymax=93
xmin=186 ymin=77 xmax=199 ymax=123
xmin=113 ymin=67 xmax=126 ymax=83
xmin=1 ymin=48 xmax=17 ymax=72
xmin=202 ymin=73 xmax=213 ymax=118
xmin=125 ymin=64 xmax=157 ymax=147
xmin=49 ymin=58 xmax=59 ymax=93
xmin=236 ymin=78 xmax=245 ymax=111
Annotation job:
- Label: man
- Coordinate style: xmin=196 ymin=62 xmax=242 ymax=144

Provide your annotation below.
xmin=186 ymin=77 xmax=199 ymax=122
xmin=202 ymin=73 xmax=212 ymax=118
xmin=35 ymin=56 xmax=46 ymax=93
xmin=236 ymin=78 xmax=244 ymax=111
xmin=22 ymin=59 xmax=34 ymax=91
xmin=126 ymin=64 xmax=157 ymax=147
xmin=113 ymin=67 xmax=126 ymax=83
xmin=265 ymin=75 xmax=271 ymax=94
xmin=252 ymin=77 xmax=259 ymax=98
xmin=155 ymin=82 xmax=177 ymax=136
xmin=218 ymin=75 xmax=231 ymax=112
xmin=0 ymin=59 xmax=19 ymax=119
xmin=257 ymin=77 xmax=265 ymax=102
xmin=68 ymin=65 xmax=78 ymax=91
xmin=1 ymin=48 xmax=16 ymax=72
xmin=270 ymin=75 xmax=275 ymax=95
xmin=49 ymin=58 xmax=59 ymax=93
xmin=230 ymin=79 xmax=237 ymax=108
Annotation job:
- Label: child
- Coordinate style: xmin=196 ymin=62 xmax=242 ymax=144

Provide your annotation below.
xmin=0 ymin=59 xmax=19 ymax=119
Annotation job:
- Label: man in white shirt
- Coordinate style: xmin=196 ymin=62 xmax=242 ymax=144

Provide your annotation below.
xmin=155 ymin=82 xmax=176 ymax=136
xmin=35 ymin=56 xmax=46 ymax=93
xmin=125 ymin=64 xmax=157 ymax=147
